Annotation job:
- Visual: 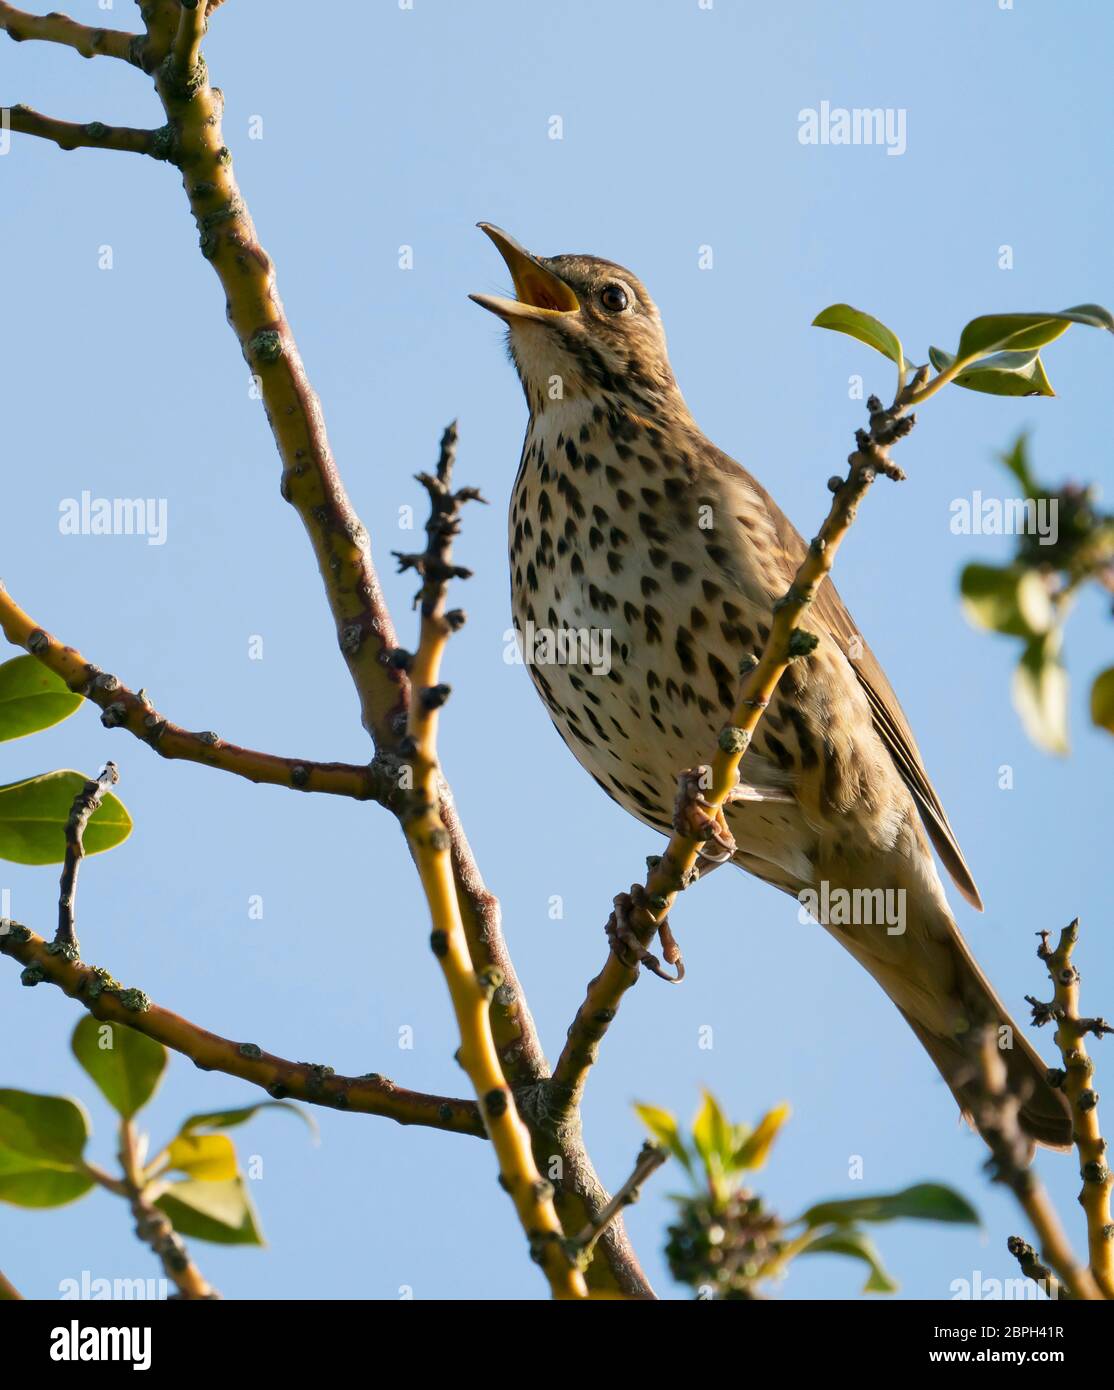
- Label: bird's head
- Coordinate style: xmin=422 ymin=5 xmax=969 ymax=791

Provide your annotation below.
xmin=470 ymin=223 xmax=679 ymax=414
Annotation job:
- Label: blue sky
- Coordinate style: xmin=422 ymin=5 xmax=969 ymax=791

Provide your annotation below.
xmin=2 ymin=0 xmax=1112 ymax=1300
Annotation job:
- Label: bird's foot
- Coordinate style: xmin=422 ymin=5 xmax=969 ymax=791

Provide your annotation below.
xmin=673 ymin=768 xmax=737 ymax=863
xmin=605 ymin=883 xmax=684 ymax=983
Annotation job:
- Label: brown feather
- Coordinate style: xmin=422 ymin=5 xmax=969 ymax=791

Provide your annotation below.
xmin=722 ymin=456 xmax=985 ymax=912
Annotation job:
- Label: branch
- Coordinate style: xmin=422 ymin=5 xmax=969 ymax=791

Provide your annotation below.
xmin=134 ymin=0 xmax=181 ymax=72
xmin=569 ymin=1142 xmax=667 ymax=1265
xmin=0 ymin=2 xmax=137 ymax=61
xmin=974 ymin=1028 xmax=1100 ymax=1300
xmin=0 ymin=583 xmax=379 ymax=801
xmin=118 ymin=1117 xmax=217 ymax=1300
xmin=57 ymin=762 xmax=118 ymax=951
xmin=1029 ymin=920 xmax=1114 ymax=1297
xmin=0 ymin=1268 xmax=22 ymax=1301
xmin=171 ymin=0 xmax=207 ymax=83
xmin=1007 ymin=1236 xmax=1064 ymax=1302
xmin=152 ymin=41 xmax=408 ymax=751
xmin=552 ymin=388 xmax=917 ymax=1115
xmin=394 ymin=430 xmax=587 ymax=1299
xmin=3 ymin=104 xmax=167 ymax=156
xmin=1 ymin=922 xmax=484 ymax=1139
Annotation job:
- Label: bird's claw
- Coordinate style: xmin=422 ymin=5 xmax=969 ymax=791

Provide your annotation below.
xmin=673 ymin=768 xmax=737 ymax=863
xmin=605 ymin=884 xmax=685 ymax=984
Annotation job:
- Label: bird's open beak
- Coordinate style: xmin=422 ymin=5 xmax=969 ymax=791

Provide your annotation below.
xmin=469 ymin=223 xmax=580 ymax=322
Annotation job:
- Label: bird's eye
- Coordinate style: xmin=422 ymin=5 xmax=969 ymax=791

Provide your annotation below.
xmin=599 ymin=283 xmax=630 ymax=313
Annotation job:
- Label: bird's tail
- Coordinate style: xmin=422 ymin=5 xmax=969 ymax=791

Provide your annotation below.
xmin=816 ymin=859 xmax=1072 ymax=1150
xmin=897 ymin=982 xmax=1072 ymax=1152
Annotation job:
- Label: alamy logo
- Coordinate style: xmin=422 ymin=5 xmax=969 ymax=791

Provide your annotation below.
xmin=59 ymin=1271 xmax=169 ymax=1300
xmin=503 ymin=622 xmax=612 ymax=676
xmin=949 ymin=491 xmax=1058 ymax=545
xmin=950 ymin=1270 xmax=1060 ymax=1300
xmin=59 ymin=492 xmax=168 ymax=546
xmin=798 ymin=102 xmax=907 ymax=156
xmin=49 ymin=1320 xmax=152 ymax=1371
xmin=797 ymin=881 xmax=906 ymax=935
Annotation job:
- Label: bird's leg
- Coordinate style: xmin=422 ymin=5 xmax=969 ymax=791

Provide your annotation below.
xmin=674 ymin=767 xmax=737 ymax=864
xmin=605 ymin=884 xmax=684 ymax=983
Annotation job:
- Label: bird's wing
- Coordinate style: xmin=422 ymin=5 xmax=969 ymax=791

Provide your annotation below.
xmin=752 ymin=473 xmax=984 ymax=912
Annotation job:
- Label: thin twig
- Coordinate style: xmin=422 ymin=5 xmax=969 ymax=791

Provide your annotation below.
xmin=1 ymin=921 xmax=484 ymax=1138
xmin=1029 ymin=920 xmax=1114 ymax=1297
xmin=1007 ymin=1236 xmax=1065 ymax=1302
xmin=57 ymin=762 xmax=118 ymax=950
xmin=170 ymin=0 xmax=206 ymax=81
xmin=2 ymin=104 xmax=166 ymax=156
xmin=0 ymin=585 xmax=380 ymax=801
xmin=570 ymin=1142 xmax=667 ymax=1262
xmin=551 ymin=384 xmax=919 ymax=1117
xmin=0 ymin=2 xmax=137 ymax=61
xmin=395 ymin=428 xmax=586 ymax=1299
xmin=118 ymin=1118 xmax=217 ymax=1300
xmin=974 ymin=1028 xmax=1100 ymax=1300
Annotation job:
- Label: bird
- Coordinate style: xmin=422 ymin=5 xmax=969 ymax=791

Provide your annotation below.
xmin=470 ymin=223 xmax=1071 ymax=1150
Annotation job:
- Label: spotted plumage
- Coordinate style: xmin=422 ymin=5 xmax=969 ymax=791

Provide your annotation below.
xmin=472 ymin=224 xmax=1070 ymax=1148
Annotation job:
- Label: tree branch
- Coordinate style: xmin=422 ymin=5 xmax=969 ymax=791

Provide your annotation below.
xmin=0 ymin=2 xmax=137 ymax=62
xmin=1030 ymin=920 xmax=1114 ymax=1297
xmin=2 ymin=103 xmax=167 ymax=156
xmin=0 ymin=1268 xmax=22 ymax=1301
xmin=1 ymin=921 xmax=485 ymax=1138
xmin=569 ymin=1142 xmax=667 ymax=1265
xmin=57 ymin=762 xmax=118 ymax=951
xmin=0 ymin=583 xmax=380 ymax=801
xmin=974 ymin=1028 xmax=1100 ymax=1300
xmin=118 ymin=1117 xmax=218 ymax=1300
xmin=171 ymin=0 xmax=207 ymax=82
xmin=393 ymin=429 xmax=587 ymax=1299
xmin=1007 ymin=1236 xmax=1064 ymax=1302
xmin=152 ymin=38 xmax=408 ymax=752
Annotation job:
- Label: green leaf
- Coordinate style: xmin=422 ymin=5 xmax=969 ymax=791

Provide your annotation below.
xmin=155 ymin=1178 xmax=263 ymax=1246
xmin=691 ymin=1090 xmax=734 ymax=1181
xmin=0 ymin=656 xmax=82 ymax=743
xmin=165 ymin=1134 xmax=238 ymax=1182
xmin=177 ymin=1100 xmax=316 ymax=1139
xmin=71 ymin=1016 xmax=167 ymax=1120
xmin=1014 ymin=633 xmax=1069 ymax=755
xmin=1090 ymin=666 xmax=1114 ymax=735
xmin=799 ymin=1227 xmax=899 ymax=1294
xmin=812 ymin=304 xmax=904 ymax=373
xmin=955 ymin=305 xmax=1113 ymax=364
xmin=733 ymin=1102 xmax=791 ymax=1172
xmin=633 ymin=1103 xmax=693 ymax=1177
xmin=0 ymin=1089 xmax=90 ymax=1165
xmin=0 ymin=769 xmax=132 ymax=865
xmin=0 ymin=1145 xmax=94 ymax=1209
xmin=0 ymin=1090 xmax=93 ymax=1209
xmin=959 ymin=564 xmax=1054 ymax=638
xmin=928 ymin=346 xmax=1054 ymax=398
xmin=799 ymin=1182 xmax=978 ymax=1229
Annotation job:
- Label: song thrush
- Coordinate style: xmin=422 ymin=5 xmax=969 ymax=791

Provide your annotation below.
xmin=471 ymin=224 xmax=1070 ymax=1148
